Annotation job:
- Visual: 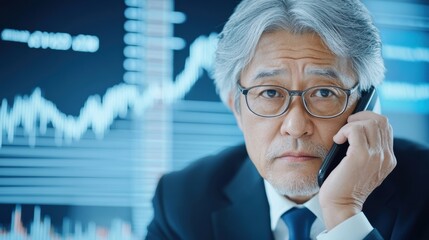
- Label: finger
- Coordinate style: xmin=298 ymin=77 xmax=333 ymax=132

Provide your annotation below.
xmin=340 ymin=116 xmax=396 ymax=183
xmin=356 ymin=114 xmax=393 ymax=162
xmin=347 ymin=110 xmax=378 ymax=122
xmin=336 ymin=111 xmax=385 ymax=147
xmin=380 ymin=122 xmax=396 ymax=173
xmin=362 ymin=119 xmax=382 ymax=153
xmin=333 ymin=122 xmax=370 ymax=157
xmin=333 ymin=119 xmax=372 ymax=149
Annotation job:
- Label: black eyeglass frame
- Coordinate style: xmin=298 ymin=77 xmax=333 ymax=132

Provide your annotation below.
xmin=237 ymin=82 xmax=360 ymax=119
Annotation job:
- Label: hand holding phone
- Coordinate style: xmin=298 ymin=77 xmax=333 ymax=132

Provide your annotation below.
xmin=317 ymin=86 xmax=377 ymax=187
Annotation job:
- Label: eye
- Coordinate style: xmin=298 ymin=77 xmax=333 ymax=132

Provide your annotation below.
xmin=261 ymin=89 xmax=282 ymax=98
xmin=312 ymin=88 xmax=336 ymax=98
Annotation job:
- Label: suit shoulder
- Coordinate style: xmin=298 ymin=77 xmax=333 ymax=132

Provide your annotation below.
xmin=173 ymin=144 xmax=247 ymax=178
xmin=390 ymin=137 xmax=429 ymax=193
xmin=393 ymin=138 xmax=429 ymax=169
xmin=394 ymin=138 xmax=429 ymax=154
xmin=161 ymin=143 xmax=248 ymax=199
xmin=150 ymin=144 xmax=248 ymax=237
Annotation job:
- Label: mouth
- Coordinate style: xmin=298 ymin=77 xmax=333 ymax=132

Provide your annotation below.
xmin=275 ymin=152 xmax=320 ymax=163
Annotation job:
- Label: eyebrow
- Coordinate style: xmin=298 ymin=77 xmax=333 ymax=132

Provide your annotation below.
xmin=249 ymin=66 xmax=351 ymax=85
xmin=251 ymin=69 xmax=287 ymax=82
xmin=304 ymin=67 xmax=349 ymax=84
xmin=305 ymin=67 xmax=339 ymax=79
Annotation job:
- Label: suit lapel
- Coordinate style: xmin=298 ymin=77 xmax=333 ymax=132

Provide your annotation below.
xmin=212 ymin=158 xmax=274 ymax=240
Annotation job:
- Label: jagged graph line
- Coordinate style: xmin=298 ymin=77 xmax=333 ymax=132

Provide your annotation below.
xmin=0 ymin=33 xmax=218 ymax=147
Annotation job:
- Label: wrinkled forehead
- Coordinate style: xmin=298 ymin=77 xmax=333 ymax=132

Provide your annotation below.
xmin=244 ymin=30 xmax=355 ymax=86
xmin=248 ymin=65 xmax=352 ymax=85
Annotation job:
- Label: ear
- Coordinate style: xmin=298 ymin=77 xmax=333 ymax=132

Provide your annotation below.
xmin=228 ymin=92 xmax=243 ymax=131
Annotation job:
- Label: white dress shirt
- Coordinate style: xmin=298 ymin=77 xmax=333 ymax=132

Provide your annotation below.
xmin=264 ymin=180 xmax=374 ymax=240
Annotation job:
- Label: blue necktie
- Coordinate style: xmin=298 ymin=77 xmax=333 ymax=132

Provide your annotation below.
xmin=281 ymin=207 xmax=316 ymax=240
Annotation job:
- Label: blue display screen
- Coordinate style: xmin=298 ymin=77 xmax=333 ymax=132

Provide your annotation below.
xmin=0 ymin=0 xmax=428 ymax=239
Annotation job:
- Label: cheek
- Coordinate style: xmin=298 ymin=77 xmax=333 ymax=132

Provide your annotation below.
xmin=241 ymin=116 xmax=280 ymax=170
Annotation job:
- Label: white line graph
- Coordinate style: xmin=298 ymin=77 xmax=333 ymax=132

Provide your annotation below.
xmin=0 ymin=33 xmax=218 ymax=148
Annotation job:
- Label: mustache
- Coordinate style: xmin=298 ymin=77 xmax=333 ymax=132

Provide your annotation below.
xmin=265 ymin=138 xmax=329 ymax=161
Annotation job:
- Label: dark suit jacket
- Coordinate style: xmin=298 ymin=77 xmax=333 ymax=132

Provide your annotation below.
xmin=146 ymin=138 xmax=429 ymax=240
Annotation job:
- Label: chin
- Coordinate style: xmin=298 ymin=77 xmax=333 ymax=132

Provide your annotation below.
xmin=266 ymin=169 xmax=320 ymax=198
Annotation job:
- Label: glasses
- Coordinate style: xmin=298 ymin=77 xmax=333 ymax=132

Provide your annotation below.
xmin=237 ymin=83 xmax=359 ymax=118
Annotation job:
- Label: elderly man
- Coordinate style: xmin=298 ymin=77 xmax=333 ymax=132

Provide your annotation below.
xmin=146 ymin=0 xmax=429 ymax=239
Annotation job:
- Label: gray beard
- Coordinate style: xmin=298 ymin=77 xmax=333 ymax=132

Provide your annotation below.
xmin=266 ymin=169 xmax=320 ymax=198
xmin=264 ymin=138 xmax=328 ymax=198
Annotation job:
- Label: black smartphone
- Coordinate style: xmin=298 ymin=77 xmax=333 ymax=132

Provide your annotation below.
xmin=317 ymin=86 xmax=377 ymax=187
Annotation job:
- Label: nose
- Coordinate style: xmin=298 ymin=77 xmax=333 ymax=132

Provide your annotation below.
xmin=280 ymin=98 xmax=313 ymax=138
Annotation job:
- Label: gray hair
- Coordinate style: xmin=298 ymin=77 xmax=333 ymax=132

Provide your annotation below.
xmin=213 ymin=0 xmax=385 ymax=105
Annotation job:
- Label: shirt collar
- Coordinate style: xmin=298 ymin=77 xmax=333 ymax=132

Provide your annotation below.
xmin=264 ymin=180 xmax=324 ymax=230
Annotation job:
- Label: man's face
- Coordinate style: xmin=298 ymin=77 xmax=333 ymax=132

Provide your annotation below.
xmin=230 ymin=30 xmax=357 ymax=202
